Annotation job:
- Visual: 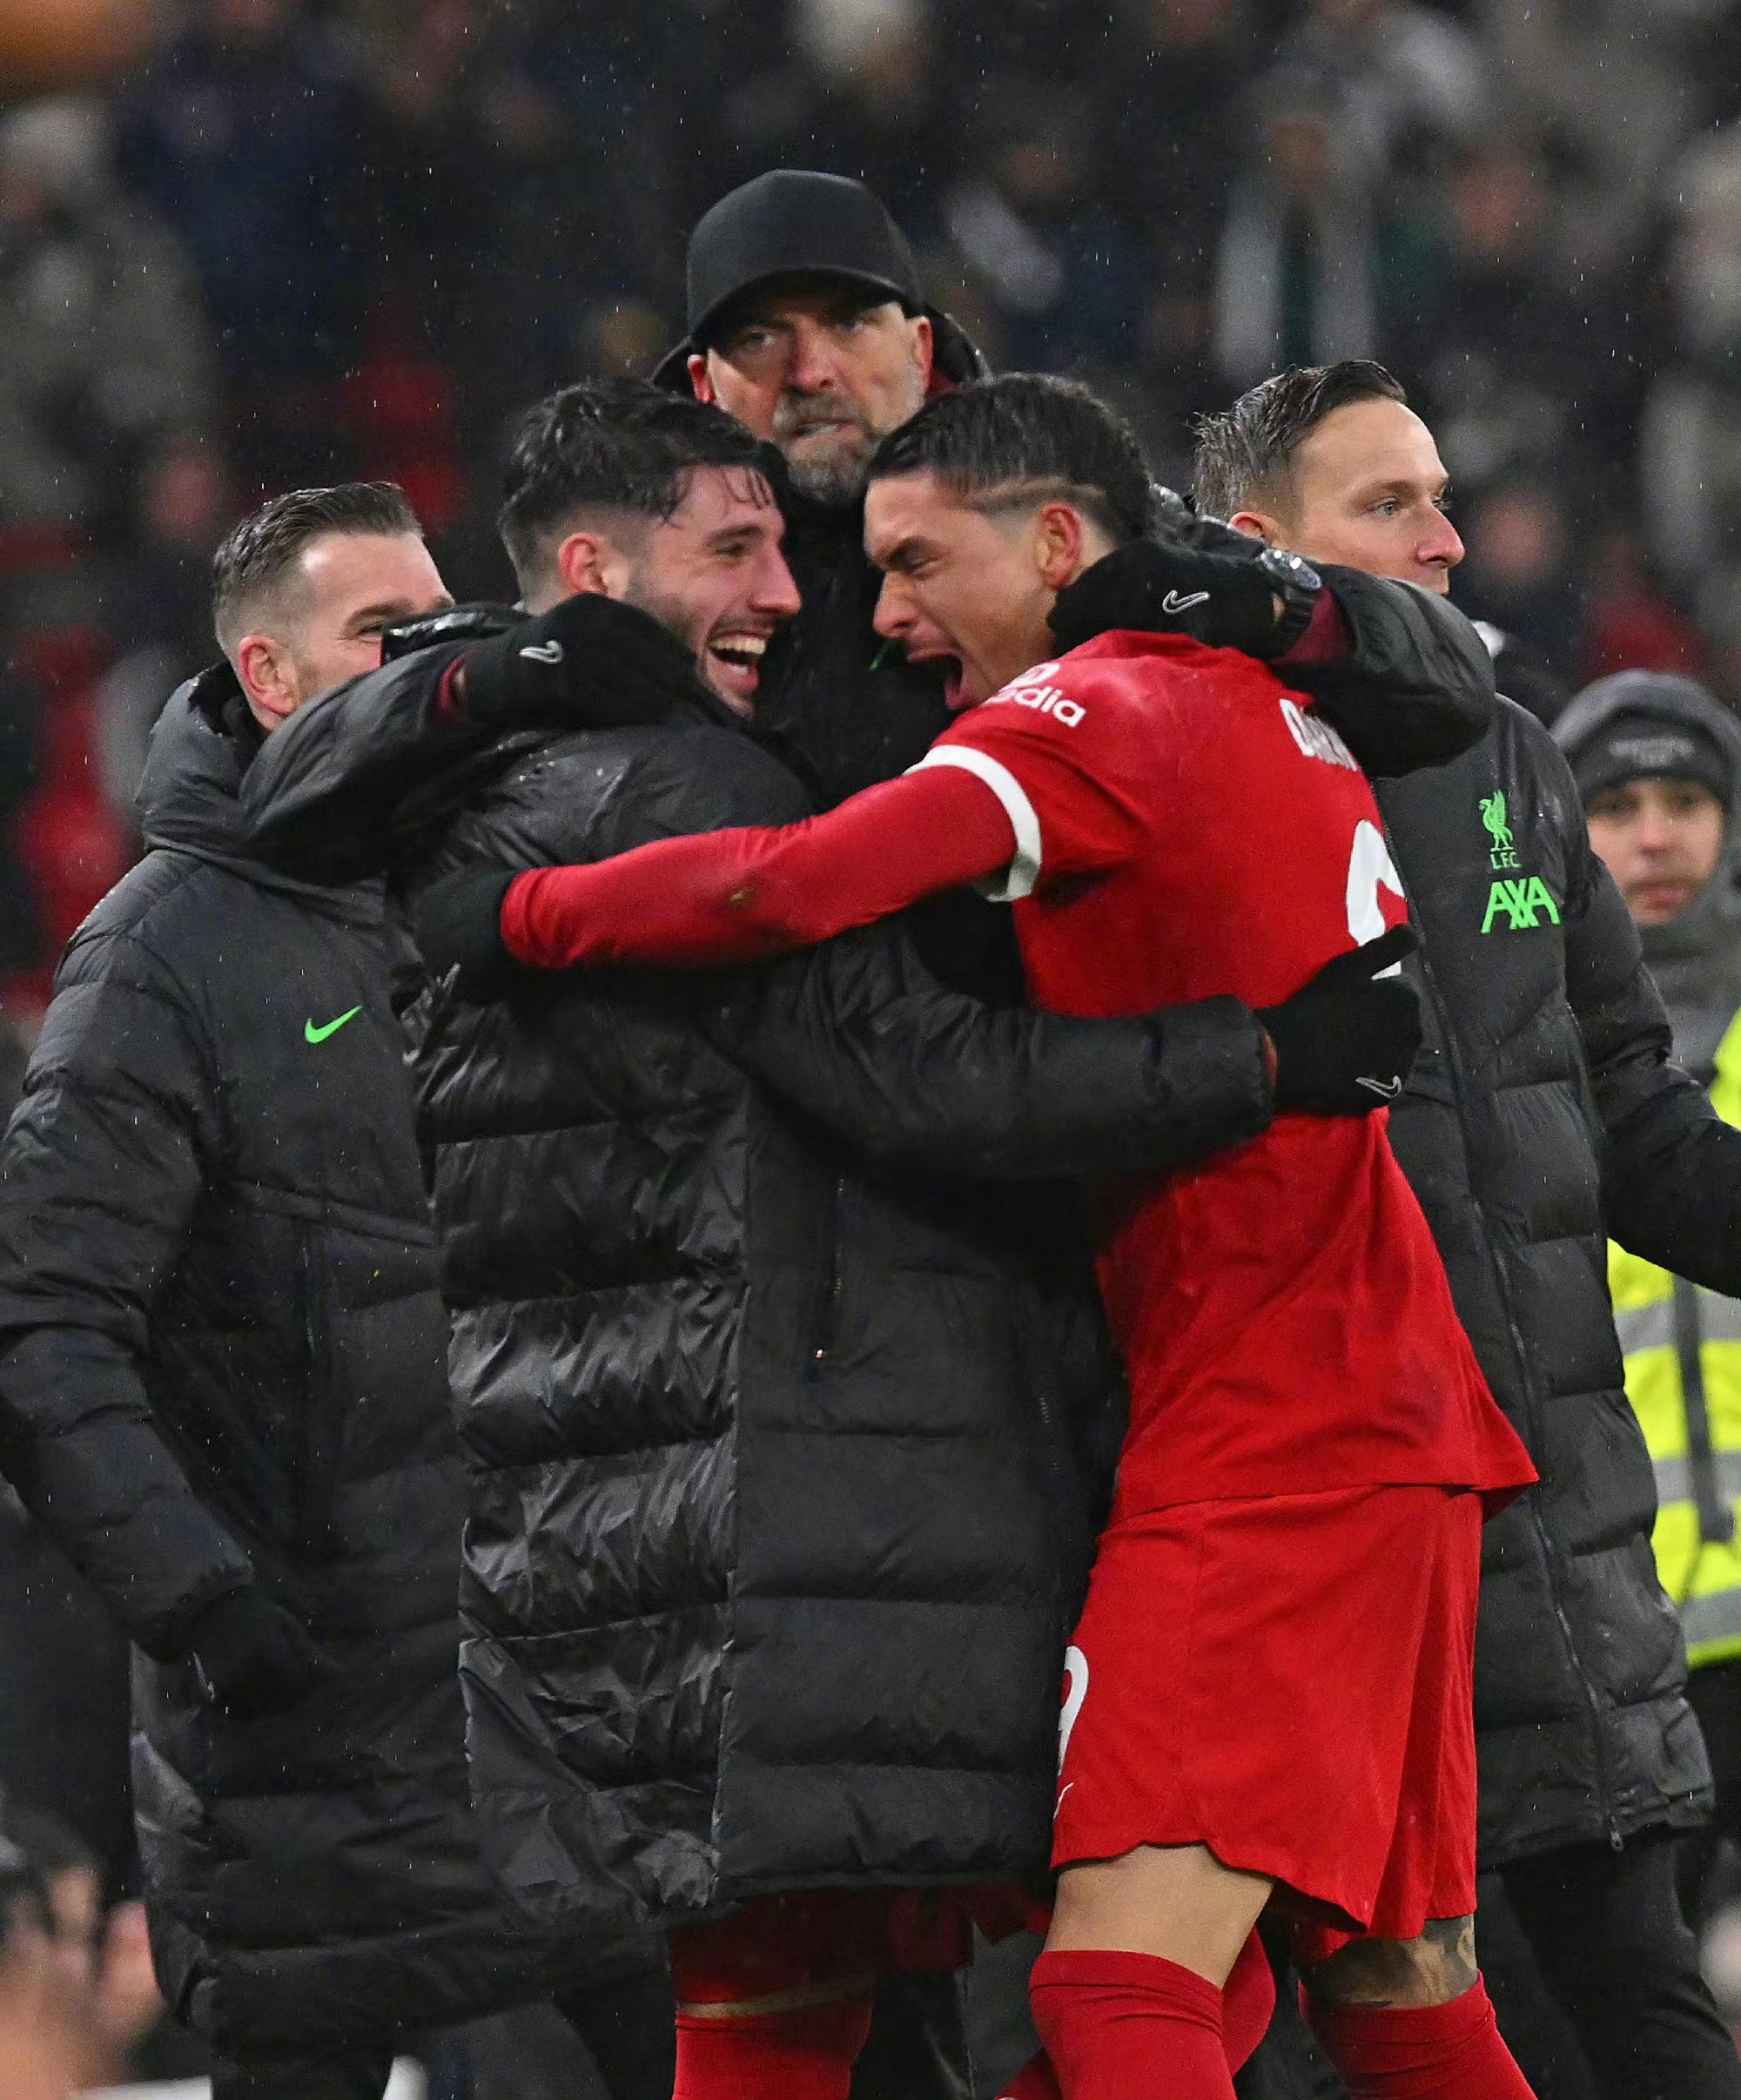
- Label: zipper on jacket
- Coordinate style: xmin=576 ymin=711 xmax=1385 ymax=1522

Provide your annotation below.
xmin=1382 ymin=807 xmax=1625 ymax=1851
xmin=808 ymin=1172 xmax=845 ymax=1373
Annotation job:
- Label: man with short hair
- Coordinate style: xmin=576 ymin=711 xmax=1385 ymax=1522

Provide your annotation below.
xmin=239 ymin=377 xmax=1455 ymax=2100
xmin=1189 ymin=363 xmax=1741 ymax=2100
xmin=0 ymin=484 xmax=666 ymax=2100
xmin=414 ymin=371 xmax=1540 ymax=2100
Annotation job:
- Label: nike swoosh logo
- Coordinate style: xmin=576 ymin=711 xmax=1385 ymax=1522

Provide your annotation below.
xmin=519 ymin=640 xmax=564 ymax=665
xmin=1356 ymin=1074 xmax=1404 ymax=1100
xmin=304 ymin=1006 xmax=362 ymax=1045
xmin=1161 ymin=589 xmax=1212 ymax=615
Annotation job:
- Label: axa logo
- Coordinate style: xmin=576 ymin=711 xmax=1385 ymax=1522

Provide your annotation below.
xmin=1280 ymin=697 xmax=1358 ymax=772
xmin=989 ymin=661 xmax=1086 ymax=727
xmin=1482 ymin=877 xmax=1560 ymax=933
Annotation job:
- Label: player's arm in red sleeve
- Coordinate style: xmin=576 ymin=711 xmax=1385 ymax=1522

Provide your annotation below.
xmin=501 ymin=761 xmax=1019 ymax=971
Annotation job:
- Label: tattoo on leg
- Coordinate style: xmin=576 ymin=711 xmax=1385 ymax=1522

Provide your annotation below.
xmin=1302 ymin=1915 xmax=1478 ymax=2010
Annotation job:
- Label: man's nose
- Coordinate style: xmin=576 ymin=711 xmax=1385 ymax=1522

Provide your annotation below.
xmin=1420 ymin=508 xmax=1465 ymax=572
xmin=872 ymin=573 xmax=913 ymax=638
xmin=754 ymin=548 xmax=803 ymax=621
xmin=787 ymin=317 xmax=845 ymax=395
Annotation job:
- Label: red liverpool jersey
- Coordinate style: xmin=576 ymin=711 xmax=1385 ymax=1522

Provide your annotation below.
xmin=919 ymin=631 xmax=1533 ymax=1518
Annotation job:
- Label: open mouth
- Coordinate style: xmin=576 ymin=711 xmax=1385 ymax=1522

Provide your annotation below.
xmin=706 ymin=630 xmax=770 ymax=708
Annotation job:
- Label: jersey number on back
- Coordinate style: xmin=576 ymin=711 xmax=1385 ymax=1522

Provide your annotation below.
xmin=1347 ymin=819 xmax=1406 ymax=957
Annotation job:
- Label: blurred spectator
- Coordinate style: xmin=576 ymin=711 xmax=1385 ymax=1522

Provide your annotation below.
xmin=943 ymin=77 xmax=1139 ymax=374
xmin=1269 ymin=0 xmax=1495 ymax=190
xmin=116 ymin=0 xmax=360 ymax=484
xmin=1103 ymin=1 xmax=1262 ymax=397
xmin=93 ymin=434 xmax=236 ymax=825
xmin=1642 ymin=115 xmax=1741 ymax=593
xmin=1211 ymin=71 xmax=1386 ymax=387
xmin=1580 ymin=526 xmax=1706 ymax=686
xmin=1399 ymin=138 xmax=1617 ymax=488
xmin=1452 ymin=478 xmax=1584 ymax=679
xmin=0 ymin=95 xmax=211 ymax=547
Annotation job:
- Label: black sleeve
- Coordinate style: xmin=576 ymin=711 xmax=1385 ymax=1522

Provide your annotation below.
xmin=1556 ymin=767 xmax=1741 ymax=1290
xmin=722 ymin=933 xmax=1274 ymax=1181
xmin=0 ymin=937 xmax=254 ymax=1656
xmin=1301 ymin=568 xmax=1497 ymax=775
xmin=1161 ymin=494 xmax=1496 ymax=772
xmin=239 ymin=643 xmax=482 ymax=884
xmin=597 ymin=736 xmax=1277 ymax=1182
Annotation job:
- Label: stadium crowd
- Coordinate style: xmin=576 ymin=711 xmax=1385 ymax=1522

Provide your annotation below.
xmin=14 ymin=2 xmax=1741 ymax=2098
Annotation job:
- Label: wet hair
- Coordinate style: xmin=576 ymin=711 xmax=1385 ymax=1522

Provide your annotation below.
xmin=1192 ymin=361 xmax=1408 ymax=524
xmin=212 ymin=481 xmax=420 ymax=655
xmin=498 ymin=378 xmax=774 ymax=589
xmin=864 ymin=373 xmax=1154 ymax=545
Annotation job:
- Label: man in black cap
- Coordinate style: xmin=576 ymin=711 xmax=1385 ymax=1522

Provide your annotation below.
xmin=653 ymin=167 xmax=1505 ymax=831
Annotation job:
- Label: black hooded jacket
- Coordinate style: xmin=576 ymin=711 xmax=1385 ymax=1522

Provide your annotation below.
xmin=1375 ymin=697 xmax=1741 ymax=1864
xmin=239 ymin=652 xmax=1278 ymax=1938
xmin=0 ymin=679 xmax=583 ymax=2055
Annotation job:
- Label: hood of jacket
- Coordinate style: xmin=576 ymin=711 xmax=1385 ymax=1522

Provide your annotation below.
xmin=138 ymin=667 xmax=385 ymax=928
xmin=1554 ymin=670 xmax=1741 ymax=1075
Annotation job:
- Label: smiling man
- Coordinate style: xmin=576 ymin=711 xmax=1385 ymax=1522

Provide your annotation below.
xmin=0 ymin=484 xmax=662 ymax=2100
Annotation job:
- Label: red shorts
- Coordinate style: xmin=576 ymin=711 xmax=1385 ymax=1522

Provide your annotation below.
xmin=1052 ymin=1483 xmax=1482 ymax=1964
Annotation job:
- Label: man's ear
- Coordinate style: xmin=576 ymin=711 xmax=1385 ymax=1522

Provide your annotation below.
xmin=689 ymin=353 xmax=717 ymax=406
xmin=554 ymin=529 xmax=634 ymax=602
xmin=1033 ymin=501 xmax=1093 ymax=592
xmin=1229 ymin=508 xmax=1282 ymax=546
xmin=233 ymin=634 xmax=299 ymax=732
xmin=911 ymin=313 xmax=934 ymax=392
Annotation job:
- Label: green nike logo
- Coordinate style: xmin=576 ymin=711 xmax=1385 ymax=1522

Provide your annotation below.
xmin=304 ymin=1006 xmax=362 ymax=1044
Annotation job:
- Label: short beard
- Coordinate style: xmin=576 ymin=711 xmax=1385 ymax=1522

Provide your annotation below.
xmin=780 ymin=431 xmax=874 ymax=509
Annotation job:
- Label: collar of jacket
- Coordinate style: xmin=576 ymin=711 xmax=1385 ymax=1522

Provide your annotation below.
xmin=136 ymin=668 xmax=387 ymax=927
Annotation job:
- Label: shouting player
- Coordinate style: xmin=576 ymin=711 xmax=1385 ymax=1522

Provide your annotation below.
xmin=416 ymin=374 xmax=1539 ymax=2100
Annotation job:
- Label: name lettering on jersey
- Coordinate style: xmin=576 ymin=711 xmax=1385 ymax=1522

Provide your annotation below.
xmin=1280 ymin=697 xmax=1359 ymax=772
xmin=1474 ymin=792 xmax=1560 ymax=932
xmin=987 ymin=661 xmax=1086 ymax=728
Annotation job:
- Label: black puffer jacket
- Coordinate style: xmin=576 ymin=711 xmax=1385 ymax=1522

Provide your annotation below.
xmin=0 ymin=681 xmax=582 ymax=2054
xmin=244 ymin=656 xmax=1275 ymax=1939
xmin=1376 ymin=695 xmax=1741 ymax=1864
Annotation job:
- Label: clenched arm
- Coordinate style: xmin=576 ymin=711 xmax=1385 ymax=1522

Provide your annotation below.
xmin=0 ymin=940 xmax=253 ymax=1654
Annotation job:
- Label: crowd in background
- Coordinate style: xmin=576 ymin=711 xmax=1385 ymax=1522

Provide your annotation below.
xmin=3 ymin=0 xmax=1741 ymax=997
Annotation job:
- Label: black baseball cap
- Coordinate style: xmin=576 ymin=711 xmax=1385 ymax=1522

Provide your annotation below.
xmin=652 ymin=169 xmax=925 ymax=390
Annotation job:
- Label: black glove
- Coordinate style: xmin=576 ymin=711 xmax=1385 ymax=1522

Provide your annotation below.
xmin=1255 ymin=923 xmax=1423 ymax=1115
xmin=1048 ymin=540 xmax=1286 ymax=658
xmin=181 ymin=1587 xmax=330 ymax=1720
xmin=413 ymin=866 xmax=520 ymax=1004
xmin=380 ymin=602 xmax=518 ymax=662
xmin=454 ymin=595 xmax=704 ymax=734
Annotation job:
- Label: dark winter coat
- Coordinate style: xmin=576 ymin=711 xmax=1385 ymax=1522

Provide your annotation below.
xmin=0 ymin=679 xmax=583 ymax=2056
xmin=1376 ymin=695 xmax=1741 ymax=1865
xmin=241 ymin=655 xmax=1275 ymax=1940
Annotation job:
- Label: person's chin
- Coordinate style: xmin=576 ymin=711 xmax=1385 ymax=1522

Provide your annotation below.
xmin=783 ymin=433 xmax=871 ymax=506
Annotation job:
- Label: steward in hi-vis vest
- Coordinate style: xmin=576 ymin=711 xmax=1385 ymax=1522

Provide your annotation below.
xmin=1556 ymin=667 xmax=1741 ymax=1918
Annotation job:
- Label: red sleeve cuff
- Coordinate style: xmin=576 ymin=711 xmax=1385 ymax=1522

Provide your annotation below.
xmin=1278 ymin=589 xmax=1350 ymax=669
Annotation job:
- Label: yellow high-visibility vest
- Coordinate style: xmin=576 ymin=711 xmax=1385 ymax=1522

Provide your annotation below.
xmin=1610 ymin=1005 xmax=1741 ymax=1667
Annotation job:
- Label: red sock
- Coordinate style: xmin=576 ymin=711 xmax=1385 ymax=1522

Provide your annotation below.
xmin=997 ymin=2050 xmax=1062 ymax=2100
xmin=672 ymin=1991 xmax=874 ymax=2100
xmin=1031 ymin=1949 xmax=1237 ymax=2099
xmin=1306 ymin=1980 xmax=1536 ymax=2097
xmin=1222 ymin=1928 xmax=1278 ymax=2072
